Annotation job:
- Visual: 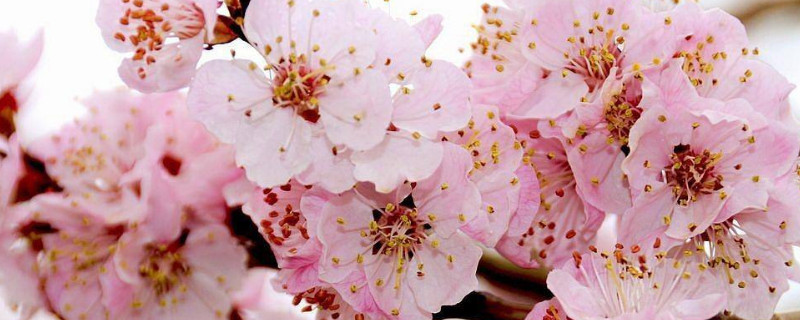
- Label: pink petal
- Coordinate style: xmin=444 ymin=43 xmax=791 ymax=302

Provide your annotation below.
xmin=392 ymin=61 xmax=472 ymax=139
xmin=188 ymin=59 xmax=272 ymax=143
xmin=234 ymin=108 xmax=314 ymax=188
xmin=413 ymin=143 xmax=481 ymax=237
xmin=351 ymin=133 xmax=443 ymax=193
xmin=407 ymin=232 xmax=481 ymax=313
xmin=118 ymin=35 xmax=204 ymax=93
xmin=413 ymin=14 xmax=443 ymax=48
xmin=319 ymin=69 xmax=392 ymax=151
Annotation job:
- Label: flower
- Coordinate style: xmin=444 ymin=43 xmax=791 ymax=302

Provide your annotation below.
xmin=443 ymin=105 xmax=525 ymax=246
xmin=96 ymin=0 xmax=218 ymax=92
xmin=0 ymin=30 xmax=43 ymax=137
xmin=511 ymin=0 xmax=676 ymax=119
xmin=495 ymin=118 xmax=604 ymax=268
xmin=0 ymin=136 xmax=47 ymax=315
xmin=662 ymin=2 xmax=795 ymax=123
xmin=316 ymin=143 xmax=482 ymax=319
xmin=29 ymin=90 xmax=241 ymax=224
xmin=466 ymin=2 xmax=543 ymax=116
xmin=244 ymin=180 xmax=386 ymax=319
xmin=619 ymin=106 xmax=799 ymax=244
xmin=188 ymin=0 xmax=470 ymax=193
xmin=546 ymin=244 xmax=726 ymax=320
xmin=102 ymin=222 xmax=246 ymax=320
xmin=558 ymin=74 xmax=640 ymax=215
xmin=678 ymin=222 xmax=797 ymax=320
xmin=28 ymin=90 xmax=170 ymax=222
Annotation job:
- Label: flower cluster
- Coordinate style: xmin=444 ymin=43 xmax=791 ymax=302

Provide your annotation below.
xmin=469 ymin=0 xmax=800 ymax=319
xmin=0 ymin=81 xmax=248 ymax=318
xmin=1 ymin=0 xmax=798 ymax=319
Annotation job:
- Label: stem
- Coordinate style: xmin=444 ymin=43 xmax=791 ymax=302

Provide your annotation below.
xmin=433 ymin=291 xmax=533 ymax=320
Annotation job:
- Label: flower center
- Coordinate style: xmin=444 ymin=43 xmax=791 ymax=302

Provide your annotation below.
xmin=113 ymin=0 xmax=206 ymax=79
xmin=566 ymin=38 xmax=623 ymax=90
xmin=292 ymin=287 xmax=340 ymax=314
xmin=663 ymin=145 xmax=723 ymax=205
xmin=139 ymin=241 xmax=190 ymax=297
xmin=270 ymin=59 xmax=329 ymax=123
xmin=0 ymin=91 xmax=17 ymax=138
xmin=602 ymin=90 xmax=642 ymax=147
xmin=369 ymin=204 xmax=429 ymax=260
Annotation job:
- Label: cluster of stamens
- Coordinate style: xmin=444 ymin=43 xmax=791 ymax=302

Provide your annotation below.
xmin=690 ymin=222 xmax=786 ymax=295
xmin=570 ymin=241 xmax=702 ymax=317
xmin=113 ymin=0 xmax=206 ymax=79
xmin=567 ymin=41 xmax=623 ymax=90
xmin=138 ymin=241 xmax=191 ymax=298
xmin=663 ymin=145 xmax=723 ymax=206
xmin=292 ymin=287 xmax=339 ymax=313
xmin=466 ymin=4 xmax=519 ymax=75
xmin=259 ymin=184 xmax=310 ymax=252
xmin=269 ymin=56 xmax=330 ymax=123
xmin=602 ymin=86 xmax=642 ymax=146
xmin=367 ymin=203 xmax=428 ymax=260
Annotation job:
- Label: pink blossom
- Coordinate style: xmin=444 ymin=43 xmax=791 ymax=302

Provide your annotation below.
xmin=0 ymin=30 xmax=43 ymax=99
xmin=620 ymin=106 xmax=799 ymax=244
xmin=101 ymin=222 xmax=246 ymax=320
xmin=188 ymin=0 xmax=469 ymax=193
xmin=130 ymin=101 xmax=243 ymax=224
xmin=443 ymin=105 xmax=524 ymax=246
xmin=511 ymin=0 xmax=677 ymax=119
xmin=467 ymin=3 xmax=544 ymax=116
xmin=10 ymin=194 xmax=122 ymax=320
xmin=350 ymin=60 xmax=472 ymax=193
xmin=0 ymin=137 xmax=45 ymax=314
xmin=0 ymin=30 xmax=43 ymax=136
xmin=243 ymin=179 xmax=318 ymax=267
xmin=187 ymin=0 xmax=391 ymax=192
xmin=96 ymin=0 xmax=218 ymax=92
xmin=558 ymin=75 xmax=639 ymax=215
xmin=546 ymin=245 xmax=726 ymax=320
xmin=244 ymin=179 xmax=389 ymax=319
xmin=28 ymin=90 xmax=170 ymax=223
xmin=496 ymin=118 xmax=604 ymax=268
xmin=29 ymin=90 xmax=241 ymax=225
xmin=316 ymin=143 xmax=482 ymax=319
xmin=664 ymin=2 xmax=796 ymax=123
xmin=675 ymin=222 xmax=797 ymax=320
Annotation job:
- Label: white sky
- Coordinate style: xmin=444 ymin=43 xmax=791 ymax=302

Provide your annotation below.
xmin=0 ymin=0 xmax=799 ymax=317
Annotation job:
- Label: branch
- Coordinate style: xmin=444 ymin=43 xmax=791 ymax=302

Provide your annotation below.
xmin=433 ymin=291 xmax=532 ymax=320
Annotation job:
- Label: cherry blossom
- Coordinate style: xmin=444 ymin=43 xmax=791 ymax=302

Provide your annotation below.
xmin=188 ymin=0 xmax=470 ymax=193
xmin=0 ymin=30 xmax=43 ymax=137
xmin=96 ymin=0 xmax=218 ymax=92
xmin=0 ymin=136 xmax=46 ymax=315
xmin=546 ymin=244 xmax=726 ymax=320
xmin=511 ymin=0 xmax=676 ymax=119
xmin=496 ymin=118 xmax=604 ymax=269
xmin=316 ymin=143 xmax=482 ymax=319
xmin=466 ymin=3 xmax=543 ymax=116
xmin=443 ymin=105 xmax=524 ymax=246
xmin=620 ymin=106 xmax=799 ymax=244
xmin=102 ymin=222 xmax=246 ymax=320
xmin=29 ymin=90 xmax=241 ymax=224
xmin=664 ymin=1 xmax=795 ymax=122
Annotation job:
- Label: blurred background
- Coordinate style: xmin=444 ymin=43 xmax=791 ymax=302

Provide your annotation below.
xmin=1 ymin=0 xmax=799 ymax=318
